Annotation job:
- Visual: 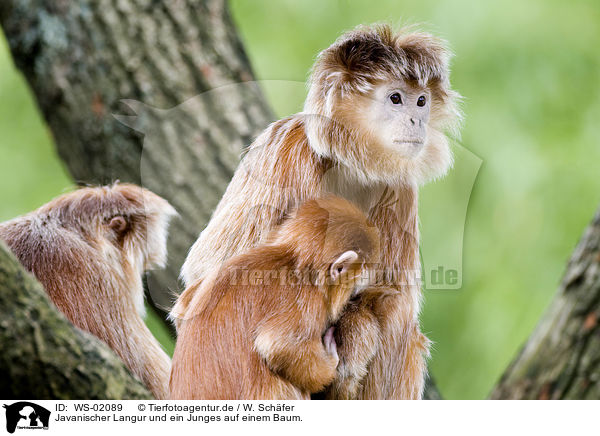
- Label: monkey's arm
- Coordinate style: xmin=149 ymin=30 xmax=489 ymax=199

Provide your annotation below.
xmin=254 ymin=312 xmax=338 ymax=394
xmin=180 ymin=116 xmax=324 ymax=291
xmin=358 ymin=290 xmax=430 ymax=400
xmin=116 ymin=312 xmax=172 ymax=400
xmin=357 ymin=186 xmax=427 ymax=399
xmin=328 ymin=187 xmax=427 ymax=399
xmin=324 ymin=294 xmax=381 ymax=399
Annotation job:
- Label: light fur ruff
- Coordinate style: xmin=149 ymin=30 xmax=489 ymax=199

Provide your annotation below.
xmin=170 ymin=197 xmax=378 ymax=400
xmin=177 ymin=24 xmax=462 ymax=400
xmin=0 ymin=183 xmax=177 ymax=399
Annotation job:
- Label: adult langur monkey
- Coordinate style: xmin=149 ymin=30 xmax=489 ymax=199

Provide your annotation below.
xmin=0 ymin=184 xmax=177 ymax=399
xmin=175 ymin=24 xmax=462 ymax=399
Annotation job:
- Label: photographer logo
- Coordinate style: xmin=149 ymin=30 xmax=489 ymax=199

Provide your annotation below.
xmin=2 ymin=402 xmax=50 ymax=433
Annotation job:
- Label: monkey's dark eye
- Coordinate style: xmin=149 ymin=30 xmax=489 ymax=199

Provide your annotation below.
xmin=417 ymin=95 xmax=427 ymax=107
xmin=389 ymin=93 xmax=402 ymax=105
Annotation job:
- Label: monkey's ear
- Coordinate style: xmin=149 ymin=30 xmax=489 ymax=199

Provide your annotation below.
xmin=108 ymin=216 xmax=128 ymax=234
xmin=330 ymin=251 xmax=359 ymax=283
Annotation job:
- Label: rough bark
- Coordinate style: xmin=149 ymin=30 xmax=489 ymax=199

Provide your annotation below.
xmin=0 ymin=241 xmax=152 ymax=399
xmin=0 ymin=0 xmax=274 ymax=320
xmin=491 ymin=207 xmax=600 ymax=399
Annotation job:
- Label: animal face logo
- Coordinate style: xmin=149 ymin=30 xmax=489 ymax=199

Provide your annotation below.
xmin=3 ymin=402 xmax=50 ymax=433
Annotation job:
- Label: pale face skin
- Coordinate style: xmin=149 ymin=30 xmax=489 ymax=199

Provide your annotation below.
xmin=366 ymin=81 xmax=431 ymax=159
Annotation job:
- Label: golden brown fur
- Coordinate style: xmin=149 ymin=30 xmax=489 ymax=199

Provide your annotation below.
xmin=178 ymin=24 xmax=461 ymax=399
xmin=0 ymin=184 xmax=177 ymax=399
xmin=170 ymin=197 xmax=378 ymax=400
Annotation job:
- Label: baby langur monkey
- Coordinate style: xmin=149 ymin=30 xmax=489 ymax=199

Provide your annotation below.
xmin=170 ymin=196 xmax=378 ymax=400
xmin=0 ymin=184 xmax=177 ymax=399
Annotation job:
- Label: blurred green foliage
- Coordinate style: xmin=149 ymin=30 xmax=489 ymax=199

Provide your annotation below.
xmin=1 ymin=0 xmax=598 ymax=398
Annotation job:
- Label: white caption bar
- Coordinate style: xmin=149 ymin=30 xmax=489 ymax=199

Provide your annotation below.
xmin=0 ymin=400 xmax=597 ymax=436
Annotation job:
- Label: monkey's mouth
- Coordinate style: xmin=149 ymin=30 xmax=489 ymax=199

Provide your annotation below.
xmin=393 ymin=139 xmax=424 ymax=146
xmin=392 ymin=140 xmax=424 ymax=157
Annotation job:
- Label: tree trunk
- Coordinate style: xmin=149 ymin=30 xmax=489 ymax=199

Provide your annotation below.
xmin=0 ymin=242 xmax=152 ymax=399
xmin=491 ymin=207 xmax=600 ymax=399
xmin=0 ymin=0 xmax=274 ymax=322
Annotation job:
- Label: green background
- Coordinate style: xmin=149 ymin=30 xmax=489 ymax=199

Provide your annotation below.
xmin=1 ymin=0 xmax=598 ymax=399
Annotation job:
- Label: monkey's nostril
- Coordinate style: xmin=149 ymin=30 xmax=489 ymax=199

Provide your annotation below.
xmin=410 ymin=118 xmax=416 ymax=125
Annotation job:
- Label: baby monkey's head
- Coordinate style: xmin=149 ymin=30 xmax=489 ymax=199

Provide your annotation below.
xmin=270 ymin=196 xmax=379 ymax=321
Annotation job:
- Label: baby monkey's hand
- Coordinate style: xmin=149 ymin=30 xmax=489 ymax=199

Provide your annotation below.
xmin=323 ymin=326 xmax=339 ymax=367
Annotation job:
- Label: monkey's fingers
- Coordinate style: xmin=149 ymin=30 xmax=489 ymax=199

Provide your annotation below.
xmin=323 ymin=326 xmax=339 ymax=363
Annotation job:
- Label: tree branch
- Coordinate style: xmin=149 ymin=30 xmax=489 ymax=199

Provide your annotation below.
xmin=490 ymin=207 xmax=600 ymax=399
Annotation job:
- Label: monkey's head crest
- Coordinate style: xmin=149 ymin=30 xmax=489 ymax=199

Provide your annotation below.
xmin=303 ymin=24 xmax=462 ymax=187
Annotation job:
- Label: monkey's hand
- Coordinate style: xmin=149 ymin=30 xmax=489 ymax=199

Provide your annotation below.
xmin=255 ymin=316 xmax=339 ymax=394
xmin=324 ymin=291 xmax=382 ymax=400
xmin=323 ymin=326 xmax=339 ymax=367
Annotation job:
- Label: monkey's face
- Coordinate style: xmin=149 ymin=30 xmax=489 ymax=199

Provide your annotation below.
xmin=305 ymin=83 xmax=453 ymax=187
xmin=304 ymin=25 xmax=461 ymax=187
xmin=331 ymin=82 xmax=452 ymax=187
xmin=367 ymin=81 xmax=431 ymax=159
